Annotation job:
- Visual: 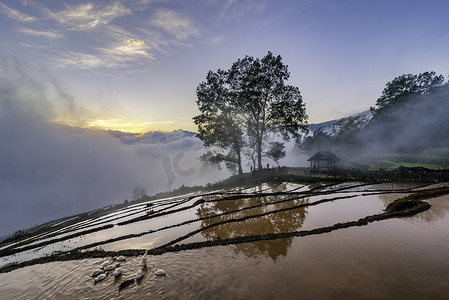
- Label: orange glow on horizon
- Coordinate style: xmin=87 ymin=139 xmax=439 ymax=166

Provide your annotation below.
xmin=83 ymin=118 xmax=196 ymax=133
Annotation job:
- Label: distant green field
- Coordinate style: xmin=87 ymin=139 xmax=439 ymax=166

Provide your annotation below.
xmin=345 ymin=148 xmax=449 ymax=170
xmin=381 ymin=162 xmax=442 ymax=171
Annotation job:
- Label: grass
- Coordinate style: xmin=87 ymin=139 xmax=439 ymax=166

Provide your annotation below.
xmin=382 ymin=161 xmax=443 ymax=170
xmin=385 ymin=197 xmax=422 ymax=212
xmin=345 ymin=148 xmax=449 ymax=171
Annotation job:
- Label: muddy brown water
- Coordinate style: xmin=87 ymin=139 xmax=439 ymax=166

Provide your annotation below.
xmin=1 ymin=188 xmax=449 ymax=299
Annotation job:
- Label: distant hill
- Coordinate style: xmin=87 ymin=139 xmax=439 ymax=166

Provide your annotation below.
xmin=307 ymin=120 xmax=337 ymax=134
xmin=108 ymin=129 xmax=197 ymax=144
xmin=307 ymin=110 xmax=371 ymax=135
xmin=107 ymin=111 xmax=372 ymax=144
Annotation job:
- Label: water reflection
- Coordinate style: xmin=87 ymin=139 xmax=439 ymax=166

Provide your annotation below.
xmin=378 ymin=193 xmax=410 ymax=207
xmin=196 ymin=185 xmax=308 ymax=261
xmin=231 ymin=238 xmax=293 ymax=261
xmin=378 ymin=193 xmax=449 ymax=223
xmin=415 ymin=195 xmax=449 ymax=223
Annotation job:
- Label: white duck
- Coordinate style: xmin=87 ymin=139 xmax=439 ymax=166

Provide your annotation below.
xmin=100 ymin=260 xmax=112 ymax=270
xmin=113 ymin=268 xmax=122 ymax=277
xmin=90 ymin=269 xmax=103 ymax=277
xmin=136 ymin=268 xmax=144 ymax=280
xmin=115 ymin=255 xmax=126 ymax=261
xmin=141 ymin=250 xmax=148 ymax=267
xmin=103 ymin=264 xmax=115 ymax=271
xmin=154 ymin=268 xmax=166 ymax=276
xmin=94 ymin=273 xmax=107 ymax=282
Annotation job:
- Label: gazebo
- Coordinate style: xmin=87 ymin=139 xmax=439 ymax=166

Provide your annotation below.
xmin=308 ymin=151 xmax=339 ymax=170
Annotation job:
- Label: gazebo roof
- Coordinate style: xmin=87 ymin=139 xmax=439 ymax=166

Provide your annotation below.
xmin=308 ymin=151 xmax=339 ymax=162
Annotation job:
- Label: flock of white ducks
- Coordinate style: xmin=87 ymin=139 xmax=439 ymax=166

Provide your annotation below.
xmin=89 ymin=250 xmax=166 ymax=289
xmin=90 ymin=258 xmax=123 ymax=282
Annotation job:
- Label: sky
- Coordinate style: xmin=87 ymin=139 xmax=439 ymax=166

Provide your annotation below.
xmin=1 ymin=0 xmax=449 ymax=132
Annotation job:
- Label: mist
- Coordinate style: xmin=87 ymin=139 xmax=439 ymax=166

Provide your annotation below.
xmin=0 ymin=60 xmax=229 ymax=238
xmin=303 ymin=81 xmax=449 ymax=165
xmin=346 ymin=86 xmax=449 ymax=161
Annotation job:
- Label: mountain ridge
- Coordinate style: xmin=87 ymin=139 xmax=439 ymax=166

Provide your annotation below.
xmin=108 ymin=129 xmax=197 ymax=144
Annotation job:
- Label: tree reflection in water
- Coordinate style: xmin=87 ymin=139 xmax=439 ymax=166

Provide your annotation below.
xmin=196 ymin=183 xmax=308 ymax=261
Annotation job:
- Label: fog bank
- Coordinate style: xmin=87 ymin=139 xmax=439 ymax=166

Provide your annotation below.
xmin=0 ymin=60 xmax=228 ymax=238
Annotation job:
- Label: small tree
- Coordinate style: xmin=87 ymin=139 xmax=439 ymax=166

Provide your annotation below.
xmin=132 ymin=186 xmax=146 ymax=201
xmin=300 ymin=128 xmax=333 ymax=154
xmin=266 ymin=142 xmax=286 ymax=166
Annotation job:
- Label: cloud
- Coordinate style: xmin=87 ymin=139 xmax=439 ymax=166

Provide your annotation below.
xmin=102 ymin=25 xmax=166 ymax=53
xmin=52 ymin=24 xmax=155 ymax=69
xmin=219 ymin=0 xmax=267 ymax=22
xmin=0 ymin=56 xmax=88 ymax=123
xmin=55 ymin=37 xmax=154 ymax=69
xmin=0 ymin=2 xmax=35 ymax=22
xmin=18 ymin=28 xmax=64 ymax=39
xmin=150 ymin=9 xmax=200 ymax=41
xmin=0 ymin=119 xmax=224 ymax=237
xmin=44 ymin=2 xmax=131 ymax=30
xmin=123 ymin=39 xmax=145 ymax=47
xmin=203 ymin=35 xmax=224 ymax=47
xmin=98 ymin=38 xmax=154 ymax=60
xmin=55 ymin=51 xmax=108 ymax=69
xmin=0 ymin=60 xmax=228 ymax=237
xmin=2 ymin=2 xmax=216 ymax=71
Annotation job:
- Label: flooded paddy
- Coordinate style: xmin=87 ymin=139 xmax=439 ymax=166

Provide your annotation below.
xmin=1 ymin=181 xmax=449 ymax=299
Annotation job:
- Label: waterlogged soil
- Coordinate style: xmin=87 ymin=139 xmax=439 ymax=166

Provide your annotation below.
xmin=1 ymin=181 xmax=449 ymax=299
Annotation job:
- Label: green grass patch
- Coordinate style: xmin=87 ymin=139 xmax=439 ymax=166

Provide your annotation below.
xmin=345 ymin=149 xmax=449 ymax=170
xmin=385 ymin=197 xmax=421 ymax=212
xmin=383 ymin=161 xmax=443 ymax=170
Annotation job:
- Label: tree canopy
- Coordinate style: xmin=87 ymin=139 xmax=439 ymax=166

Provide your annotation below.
xmin=370 ymin=71 xmax=445 ymax=118
xmin=193 ymin=69 xmax=244 ymax=173
xmin=194 ymin=51 xmax=308 ymax=172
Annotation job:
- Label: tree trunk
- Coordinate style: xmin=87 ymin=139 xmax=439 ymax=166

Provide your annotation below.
xmin=257 ymin=135 xmax=262 ymax=170
xmin=234 ymin=137 xmax=243 ymax=174
xmin=237 ymin=147 xmax=243 ymax=174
